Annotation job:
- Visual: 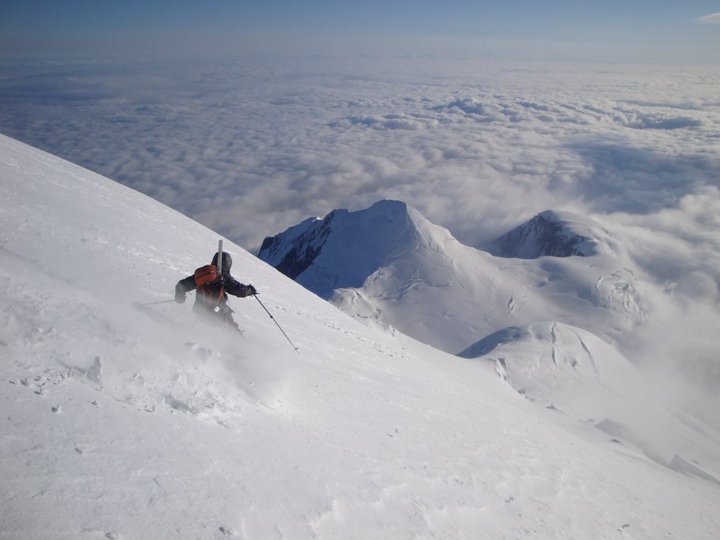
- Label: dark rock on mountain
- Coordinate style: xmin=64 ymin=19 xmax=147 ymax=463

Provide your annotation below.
xmin=485 ymin=210 xmax=599 ymax=259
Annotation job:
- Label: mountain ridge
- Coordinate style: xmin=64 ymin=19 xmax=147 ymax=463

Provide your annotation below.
xmin=259 ymin=200 xmax=644 ymax=354
xmin=259 ymin=199 xmax=457 ymax=299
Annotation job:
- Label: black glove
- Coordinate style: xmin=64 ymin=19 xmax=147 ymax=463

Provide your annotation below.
xmin=175 ymin=291 xmax=186 ymax=304
xmin=245 ymin=284 xmax=257 ymax=296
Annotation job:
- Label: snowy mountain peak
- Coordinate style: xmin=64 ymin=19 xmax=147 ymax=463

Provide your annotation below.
xmin=260 ymin=201 xmax=643 ymax=354
xmin=258 ymin=199 xmax=454 ymax=299
xmin=485 ymin=209 xmax=602 ymax=259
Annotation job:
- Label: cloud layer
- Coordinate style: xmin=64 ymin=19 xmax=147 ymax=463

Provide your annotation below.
xmin=0 ymin=59 xmax=718 ymax=287
xmin=699 ymin=13 xmax=720 ymax=24
xmin=2 ymin=58 xmax=717 ymax=252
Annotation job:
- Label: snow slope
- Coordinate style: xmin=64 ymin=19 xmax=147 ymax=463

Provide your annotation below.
xmin=2 ymin=134 xmax=720 ymax=539
xmin=460 ymin=322 xmax=720 ymax=482
xmin=259 ymin=200 xmax=643 ymax=354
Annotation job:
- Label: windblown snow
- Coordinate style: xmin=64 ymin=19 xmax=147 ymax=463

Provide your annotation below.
xmin=2 ymin=134 xmax=720 ymax=539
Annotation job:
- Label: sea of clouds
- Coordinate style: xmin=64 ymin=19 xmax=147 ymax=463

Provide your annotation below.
xmin=1 ymin=58 xmax=717 ymax=247
xmin=1 ymin=56 xmax=719 ymax=422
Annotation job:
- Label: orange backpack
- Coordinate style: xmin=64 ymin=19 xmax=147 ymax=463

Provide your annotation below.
xmin=194 ymin=265 xmax=224 ymax=304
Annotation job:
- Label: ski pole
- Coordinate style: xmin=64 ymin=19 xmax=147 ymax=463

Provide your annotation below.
xmin=138 ymin=299 xmax=177 ymax=306
xmin=253 ymin=294 xmax=299 ymax=352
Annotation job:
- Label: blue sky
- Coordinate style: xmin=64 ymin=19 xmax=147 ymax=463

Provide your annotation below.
xmin=2 ymin=0 xmax=719 ymax=62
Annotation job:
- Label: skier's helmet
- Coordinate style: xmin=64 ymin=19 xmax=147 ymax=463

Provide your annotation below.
xmin=211 ymin=251 xmax=232 ymax=273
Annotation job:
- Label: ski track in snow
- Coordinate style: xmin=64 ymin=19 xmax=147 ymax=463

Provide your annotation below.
xmin=1 ymin=134 xmax=720 ymax=538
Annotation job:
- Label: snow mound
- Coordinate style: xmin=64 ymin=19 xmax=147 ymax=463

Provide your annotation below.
xmin=485 ymin=210 xmax=603 ymax=259
xmin=461 ymin=322 xmax=720 ymax=478
xmin=460 ymin=322 xmax=645 ymax=411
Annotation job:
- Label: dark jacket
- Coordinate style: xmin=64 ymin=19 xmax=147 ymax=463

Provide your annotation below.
xmin=175 ymin=252 xmax=254 ymax=313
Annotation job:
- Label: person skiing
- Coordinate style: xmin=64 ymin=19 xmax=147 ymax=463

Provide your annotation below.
xmin=175 ymin=251 xmax=256 ymax=330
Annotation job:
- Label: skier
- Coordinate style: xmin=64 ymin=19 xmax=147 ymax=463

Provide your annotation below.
xmin=175 ymin=251 xmax=256 ymax=331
